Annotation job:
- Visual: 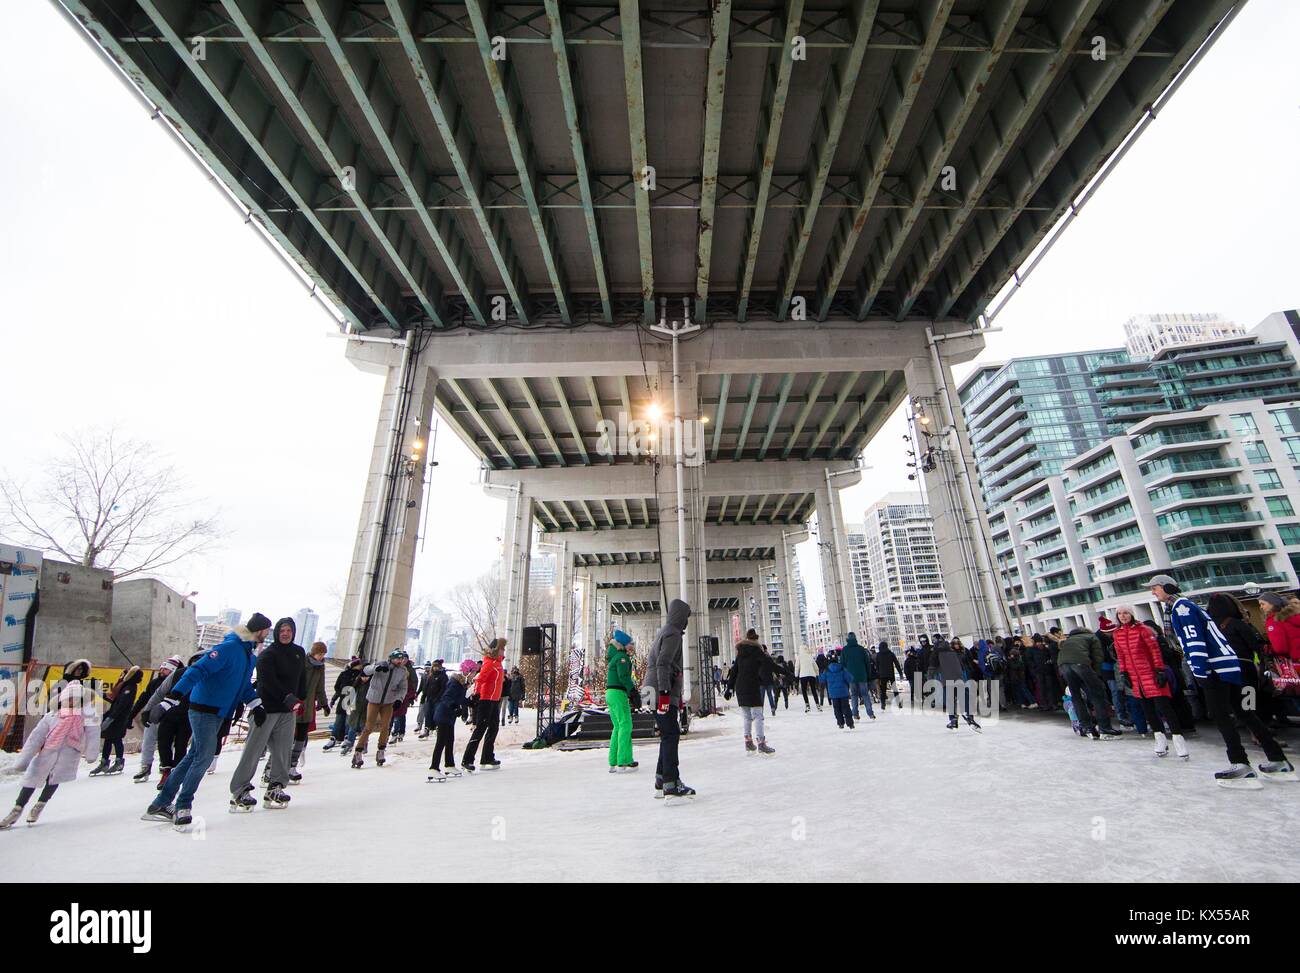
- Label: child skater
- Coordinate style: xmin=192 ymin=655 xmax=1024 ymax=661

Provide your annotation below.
xmin=427 ymin=672 xmax=468 ymax=782
xmin=2 ymin=673 xmax=100 ymax=828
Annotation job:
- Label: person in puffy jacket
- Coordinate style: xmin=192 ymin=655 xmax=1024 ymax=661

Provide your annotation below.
xmin=1 ymin=678 xmax=101 ymax=829
xmin=129 ymin=655 xmax=183 ymax=784
xmin=1112 ymin=607 xmax=1188 ymax=759
xmin=1260 ymin=592 xmax=1300 ymax=661
xmin=796 ymin=645 xmax=823 ymax=712
xmin=840 ymin=633 xmax=874 ymax=722
xmin=461 ymin=639 xmax=507 ymax=771
xmin=145 ymin=613 xmax=271 ymax=826
xmin=1055 ymin=626 xmax=1119 ymax=739
xmin=351 ymin=649 xmax=411 ymax=768
xmin=605 ymin=630 xmax=638 ymax=772
xmin=645 ymin=598 xmax=692 ymax=798
xmin=90 ymin=666 xmax=142 ymax=776
xmin=876 ymin=641 xmax=903 ymax=709
xmin=819 ymin=651 xmax=855 ymax=729
xmin=417 ymin=659 xmax=449 ymax=739
xmin=726 ymin=634 xmax=777 ymax=754
xmin=229 ymin=617 xmax=307 ymax=804
xmin=428 ymin=673 xmax=469 ymax=779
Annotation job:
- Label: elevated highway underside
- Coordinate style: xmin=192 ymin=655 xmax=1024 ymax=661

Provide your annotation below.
xmin=58 ymin=0 xmax=1243 ymax=696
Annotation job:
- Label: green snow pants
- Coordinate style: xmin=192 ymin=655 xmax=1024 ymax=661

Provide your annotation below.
xmin=606 ymin=688 xmax=633 ymax=767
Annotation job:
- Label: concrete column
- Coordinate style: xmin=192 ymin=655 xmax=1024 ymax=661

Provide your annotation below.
xmin=815 ymin=483 xmax=858 ymax=644
xmin=338 ymin=346 xmax=439 ymax=662
xmin=498 ymin=486 xmax=534 ymax=666
xmin=554 ymin=544 xmax=575 ymax=659
xmin=904 ymin=349 xmax=1006 ymax=641
xmin=775 ymin=547 xmax=795 ymax=651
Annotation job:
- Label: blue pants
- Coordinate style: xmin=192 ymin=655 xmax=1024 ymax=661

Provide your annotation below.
xmin=330 ymin=705 xmax=349 ymax=740
xmin=153 ymin=710 xmax=223 ymax=812
xmin=850 ymin=681 xmax=874 ymax=719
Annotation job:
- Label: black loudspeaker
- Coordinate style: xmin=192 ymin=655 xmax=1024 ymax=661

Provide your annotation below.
xmin=702 ymin=636 xmax=719 ymax=657
xmin=521 ymin=626 xmax=543 ymax=656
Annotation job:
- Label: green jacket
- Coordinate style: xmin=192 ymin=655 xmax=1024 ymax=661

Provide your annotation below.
xmin=1057 ymin=628 xmax=1103 ymax=670
xmin=606 ymin=643 xmax=635 ymax=694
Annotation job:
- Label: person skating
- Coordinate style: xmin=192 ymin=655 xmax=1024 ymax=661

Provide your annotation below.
xmin=605 ymin=630 xmax=639 ymax=772
xmin=1148 ymin=574 xmax=1293 ymax=787
xmin=503 ymin=667 xmax=526 ymax=724
xmin=129 ymin=655 xmax=183 ymax=783
xmin=89 ymin=666 xmax=142 ymax=776
xmin=876 ymin=641 xmax=903 ymax=710
xmin=324 ymin=657 xmax=363 ymax=751
xmin=1 ymin=678 xmax=101 ymax=829
xmin=840 ymin=633 xmax=875 ymax=722
xmin=352 ymin=649 xmax=411 ymax=768
xmin=819 ymin=650 xmax=855 ymax=729
xmin=143 ymin=613 xmax=270 ymax=829
xmin=1260 ymin=591 xmax=1300 ymax=660
xmin=427 ymin=672 xmax=469 ymax=781
xmin=417 ymin=659 xmax=449 ymax=740
xmin=1055 ymin=626 xmax=1120 ymax=740
xmin=1111 ymin=606 xmax=1189 ymax=759
xmin=934 ymin=637 xmax=979 ymax=731
xmin=461 ymin=639 xmax=507 ymax=772
xmin=284 ymin=641 xmax=330 ymax=783
xmin=389 ymin=651 xmax=418 ymax=742
xmin=645 ymin=598 xmax=694 ymax=799
xmin=726 ymin=630 xmax=777 ymax=754
xmin=229 ymin=617 xmax=306 ymax=811
xmin=796 ymin=644 xmax=822 ymax=712
xmin=138 ymin=652 xmax=203 ymax=790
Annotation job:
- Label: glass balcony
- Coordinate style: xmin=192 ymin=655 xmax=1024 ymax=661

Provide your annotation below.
xmin=1132 ymin=429 xmax=1228 ymax=459
xmin=1090 ymin=532 xmax=1145 ymax=555
xmin=1036 ymin=573 xmax=1079 ymax=593
xmin=1159 ymin=510 xmax=1264 ymax=535
xmin=1148 ymin=482 xmax=1250 ymax=511
xmin=1074 ymin=482 xmax=1129 ymax=515
xmin=1167 ymin=539 xmax=1275 ymax=562
xmin=1082 ymin=506 xmax=1138 ymax=536
xmin=1141 ymin=457 xmax=1240 ymax=482
xmin=1180 ymin=571 xmax=1288 ymax=593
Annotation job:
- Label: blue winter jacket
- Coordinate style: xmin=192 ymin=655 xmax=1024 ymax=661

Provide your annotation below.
xmin=840 ymin=636 xmax=870 ymax=681
xmin=171 ymin=628 xmax=259 ymax=717
xmin=819 ymin=661 xmax=853 ymax=699
xmin=432 ymin=679 xmax=468 ymax=725
xmin=1169 ymin=597 xmax=1242 ymax=684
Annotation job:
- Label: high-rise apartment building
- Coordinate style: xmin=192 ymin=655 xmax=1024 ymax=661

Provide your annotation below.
xmin=857 ymin=493 xmax=951 ymax=648
xmin=1122 ymin=312 xmax=1246 ymax=359
xmin=293 ymin=607 xmax=319 ymax=649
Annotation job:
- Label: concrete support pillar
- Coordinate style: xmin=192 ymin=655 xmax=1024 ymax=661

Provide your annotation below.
xmin=904 ymin=348 xmax=1006 ymax=641
xmin=554 ymin=545 xmax=575 ymax=659
xmin=815 ymin=482 xmax=858 ymax=644
xmin=775 ymin=548 xmax=795 ymax=652
xmin=339 ymin=343 xmax=438 ymax=662
xmin=498 ymin=486 xmax=534 ymax=666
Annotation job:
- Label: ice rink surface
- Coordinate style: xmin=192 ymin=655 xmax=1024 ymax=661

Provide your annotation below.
xmin=2 ymin=703 xmax=1296 ymax=883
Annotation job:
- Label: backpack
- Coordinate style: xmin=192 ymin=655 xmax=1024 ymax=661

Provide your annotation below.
xmin=985 ymin=649 xmax=1005 ymax=676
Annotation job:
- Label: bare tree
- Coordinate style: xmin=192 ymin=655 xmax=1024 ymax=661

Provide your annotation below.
xmin=447 ymin=561 xmax=562 ymax=652
xmin=1 ymin=428 xmax=220 ymax=580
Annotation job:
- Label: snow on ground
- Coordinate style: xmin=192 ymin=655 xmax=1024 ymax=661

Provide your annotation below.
xmin=2 ymin=704 xmax=1296 ymax=882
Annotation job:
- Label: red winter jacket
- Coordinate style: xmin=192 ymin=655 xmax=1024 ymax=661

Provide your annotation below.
xmin=1265 ymin=604 xmax=1300 ymax=661
xmin=473 ymin=654 xmax=506 ymax=702
xmin=1112 ymin=621 xmax=1170 ymax=699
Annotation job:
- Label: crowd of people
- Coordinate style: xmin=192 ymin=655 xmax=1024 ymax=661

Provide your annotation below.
xmin=3 ymin=579 xmax=1297 ymax=829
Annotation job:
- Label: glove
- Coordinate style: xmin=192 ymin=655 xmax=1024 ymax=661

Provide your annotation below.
xmin=249 ymin=698 xmax=265 ymax=726
xmin=1155 ymin=670 xmax=1168 ymax=688
xmin=656 ymin=693 xmax=671 ymax=714
xmin=375 ymin=663 xmax=390 ymax=673
xmin=158 ymin=694 xmax=180 ymax=716
xmin=323 ymin=703 xmax=331 ymax=716
xmin=282 ymin=693 xmax=300 ymax=709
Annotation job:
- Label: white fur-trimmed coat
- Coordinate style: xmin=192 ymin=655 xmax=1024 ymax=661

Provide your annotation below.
xmin=12 ymin=711 xmax=101 ymax=787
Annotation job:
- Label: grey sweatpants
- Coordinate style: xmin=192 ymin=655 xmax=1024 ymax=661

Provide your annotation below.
xmin=740 ymin=705 xmax=766 ymax=741
xmin=229 ymin=711 xmax=295 ymax=793
xmin=138 ymin=721 xmax=159 ymax=772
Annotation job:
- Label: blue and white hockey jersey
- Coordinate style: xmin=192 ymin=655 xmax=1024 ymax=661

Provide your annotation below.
xmin=1168 ymin=596 xmax=1242 ymax=684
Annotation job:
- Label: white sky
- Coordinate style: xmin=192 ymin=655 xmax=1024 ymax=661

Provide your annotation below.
xmin=2 ymin=0 xmax=1297 ymax=627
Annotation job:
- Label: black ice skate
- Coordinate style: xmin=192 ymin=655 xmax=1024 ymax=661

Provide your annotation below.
xmin=141 ymin=804 xmax=174 ymax=823
xmin=351 ymin=749 xmax=365 ymax=769
xmin=132 ymin=767 xmax=152 ymax=784
xmin=230 ymin=786 xmax=257 ymax=813
xmin=757 ymin=740 xmax=776 ymax=755
xmin=322 ymin=738 xmax=339 ymax=751
xmin=173 ymin=808 xmax=193 ymax=831
xmin=88 ymin=760 xmax=110 ymax=776
xmin=481 ymin=759 xmax=502 ymax=770
xmin=662 ymin=781 xmax=696 ymax=802
xmin=946 ymin=715 xmax=958 ymax=730
xmin=963 ymin=714 xmax=982 ymax=732
xmin=263 ymin=785 xmax=290 ymax=809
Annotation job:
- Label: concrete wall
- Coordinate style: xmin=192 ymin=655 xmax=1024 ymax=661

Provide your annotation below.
xmin=112 ymin=579 xmax=197 ymax=668
xmin=32 ymin=559 xmax=114 ymax=668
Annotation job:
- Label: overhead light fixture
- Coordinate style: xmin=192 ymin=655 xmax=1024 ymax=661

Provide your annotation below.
xmin=646 ymin=403 xmax=663 ymax=422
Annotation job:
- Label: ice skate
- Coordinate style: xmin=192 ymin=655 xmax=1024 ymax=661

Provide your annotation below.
xmin=1153 ymin=731 xmax=1169 ymax=757
xmin=173 ymin=808 xmax=193 ymax=831
xmin=653 ymin=774 xmax=664 ymax=799
xmin=132 ymin=767 xmax=152 ymax=783
xmin=156 ymin=768 xmax=171 ymax=791
xmin=88 ymin=760 xmax=110 ymax=776
xmin=804 ymin=704 xmax=811 ymax=713
xmin=1215 ymin=764 xmax=1263 ymax=790
xmin=322 ymin=738 xmax=338 ymax=751
xmin=482 ymin=759 xmax=502 ymax=770
xmin=427 ymin=770 xmax=447 ymax=782
xmin=444 ymin=767 xmax=463 ymax=778
xmin=339 ymin=741 xmax=353 ymax=755
xmin=757 ymin=740 xmax=776 ymax=755
xmin=375 ymin=748 xmax=387 ymax=767
xmin=230 ymin=786 xmax=257 ymax=813
xmin=946 ymin=715 xmax=958 ymax=730
xmin=1172 ymin=735 xmax=1189 ymax=759
xmin=462 ymin=763 xmax=477 ymax=774
xmin=288 ymin=770 xmax=302 ymax=785
xmin=1097 ymin=728 xmax=1123 ymax=740
xmin=0 ymin=805 xmax=21 ymax=830
xmin=25 ymin=802 xmax=46 ymax=824
xmin=1259 ymin=759 xmax=1297 ymax=782
xmin=107 ymin=759 xmax=125 ymax=775
xmin=263 ymin=785 xmax=290 ymax=809
xmin=963 ymin=714 xmax=981 ymax=732
xmin=744 ymin=737 xmax=757 ymax=754
xmin=351 ymin=749 xmax=364 ymax=769
xmin=141 ymin=804 xmax=174 ymax=823
xmin=662 ymin=780 xmax=696 ymax=803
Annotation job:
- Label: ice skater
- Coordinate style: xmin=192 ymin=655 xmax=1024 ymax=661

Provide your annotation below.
xmin=130 ymin=655 xmax=183 ymax=784
xmin=460 ymin=639 xmax=506 ymax=772
xmin=1 ymin=670 xmax=100 ymax=829
xmin=796 ymin=643 xmax=823 ymax=712
xmin=725 ymin=630 xmax=777 ymax=754
xmin=820 ymin=650 xmax=855 ymax=729
xmin=934 ymin=636 xmax=980 ymax=731
xmin=646 ymin=598 xmax=694 ymax=800
xmin=229 ymin=617 xmax=305 ymax=812
xmin=427 ymin=672 xmax=468 ymax=781
xmin=605 ymin=629 xmax=639 ymax=772
xmin=90 ymin=666 xmax=142 ymax=776
xmin=1112 ymin=606 xmax=1188 ymax=760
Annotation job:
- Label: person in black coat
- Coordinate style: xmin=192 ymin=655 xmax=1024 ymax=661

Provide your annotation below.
xmin=417 ymin=660 xmax=450 ymax=738
xmin=725 ymin=634 xmax=778 ymax=754
xmin=876 ymin=641 xmax=903 ymax=708
xmin=229 ymin=617 xmax=306 ymax=803
xmin=90 ymin=666 xmax=142 ymax=774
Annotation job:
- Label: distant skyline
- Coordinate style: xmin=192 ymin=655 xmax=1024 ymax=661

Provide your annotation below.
xmin=2 ymin=1 xmax=1297 ymax=626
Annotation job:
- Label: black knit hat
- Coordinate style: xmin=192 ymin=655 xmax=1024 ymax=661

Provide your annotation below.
xmin=246 ymin=612 xmax=273 ymax=633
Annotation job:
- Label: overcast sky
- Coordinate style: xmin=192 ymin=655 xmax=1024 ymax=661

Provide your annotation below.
xmin=2 ymin=0 xmax=1297 ymax=627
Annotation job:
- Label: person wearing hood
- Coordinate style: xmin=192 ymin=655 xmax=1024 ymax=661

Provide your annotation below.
xmin=144 ymin=612 xmax=271 ymax=828
xmin=876 ymin=641 xmax=903 ymax=709
xmin=934 ymin=637 xmax=979 ymax=731
xmin=840 ymin=633 xmax=875 ymax=722
xmin=427 ymin=672 xmax=469 ymax=781
xmin=1 ymin=677 xmax=101 ymax=829
xmin=90 ymin=666 xmax=143 ymax=776
xmin=795 ymin=644 xmax=823 ymax=712
xmin=645 ymin=598 xmax=694 ymax=799
xmin=1056 ymin=624 xmax=1120 ymax=740
xmin=1260 ymin=591 xmax=1300 ymax=661
xmin=230 ymin=617 xmax=306 ymax=810
xmin=460 ymin=639 xmax=507 ymax=771
xmin=288 ymin=641 xmax=331 ymax=781
xmin=129 ymin=655 xmax=183 ymax=784
xmin=417 ymin=659 xmax=449 ymax=740
xmin=605 ymin=630 xmax=639 ymax=772
xmin=818 ymin=649 xmax=855 ymax=728
xmin=725 ymin=631 xmax=778 ymax=754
